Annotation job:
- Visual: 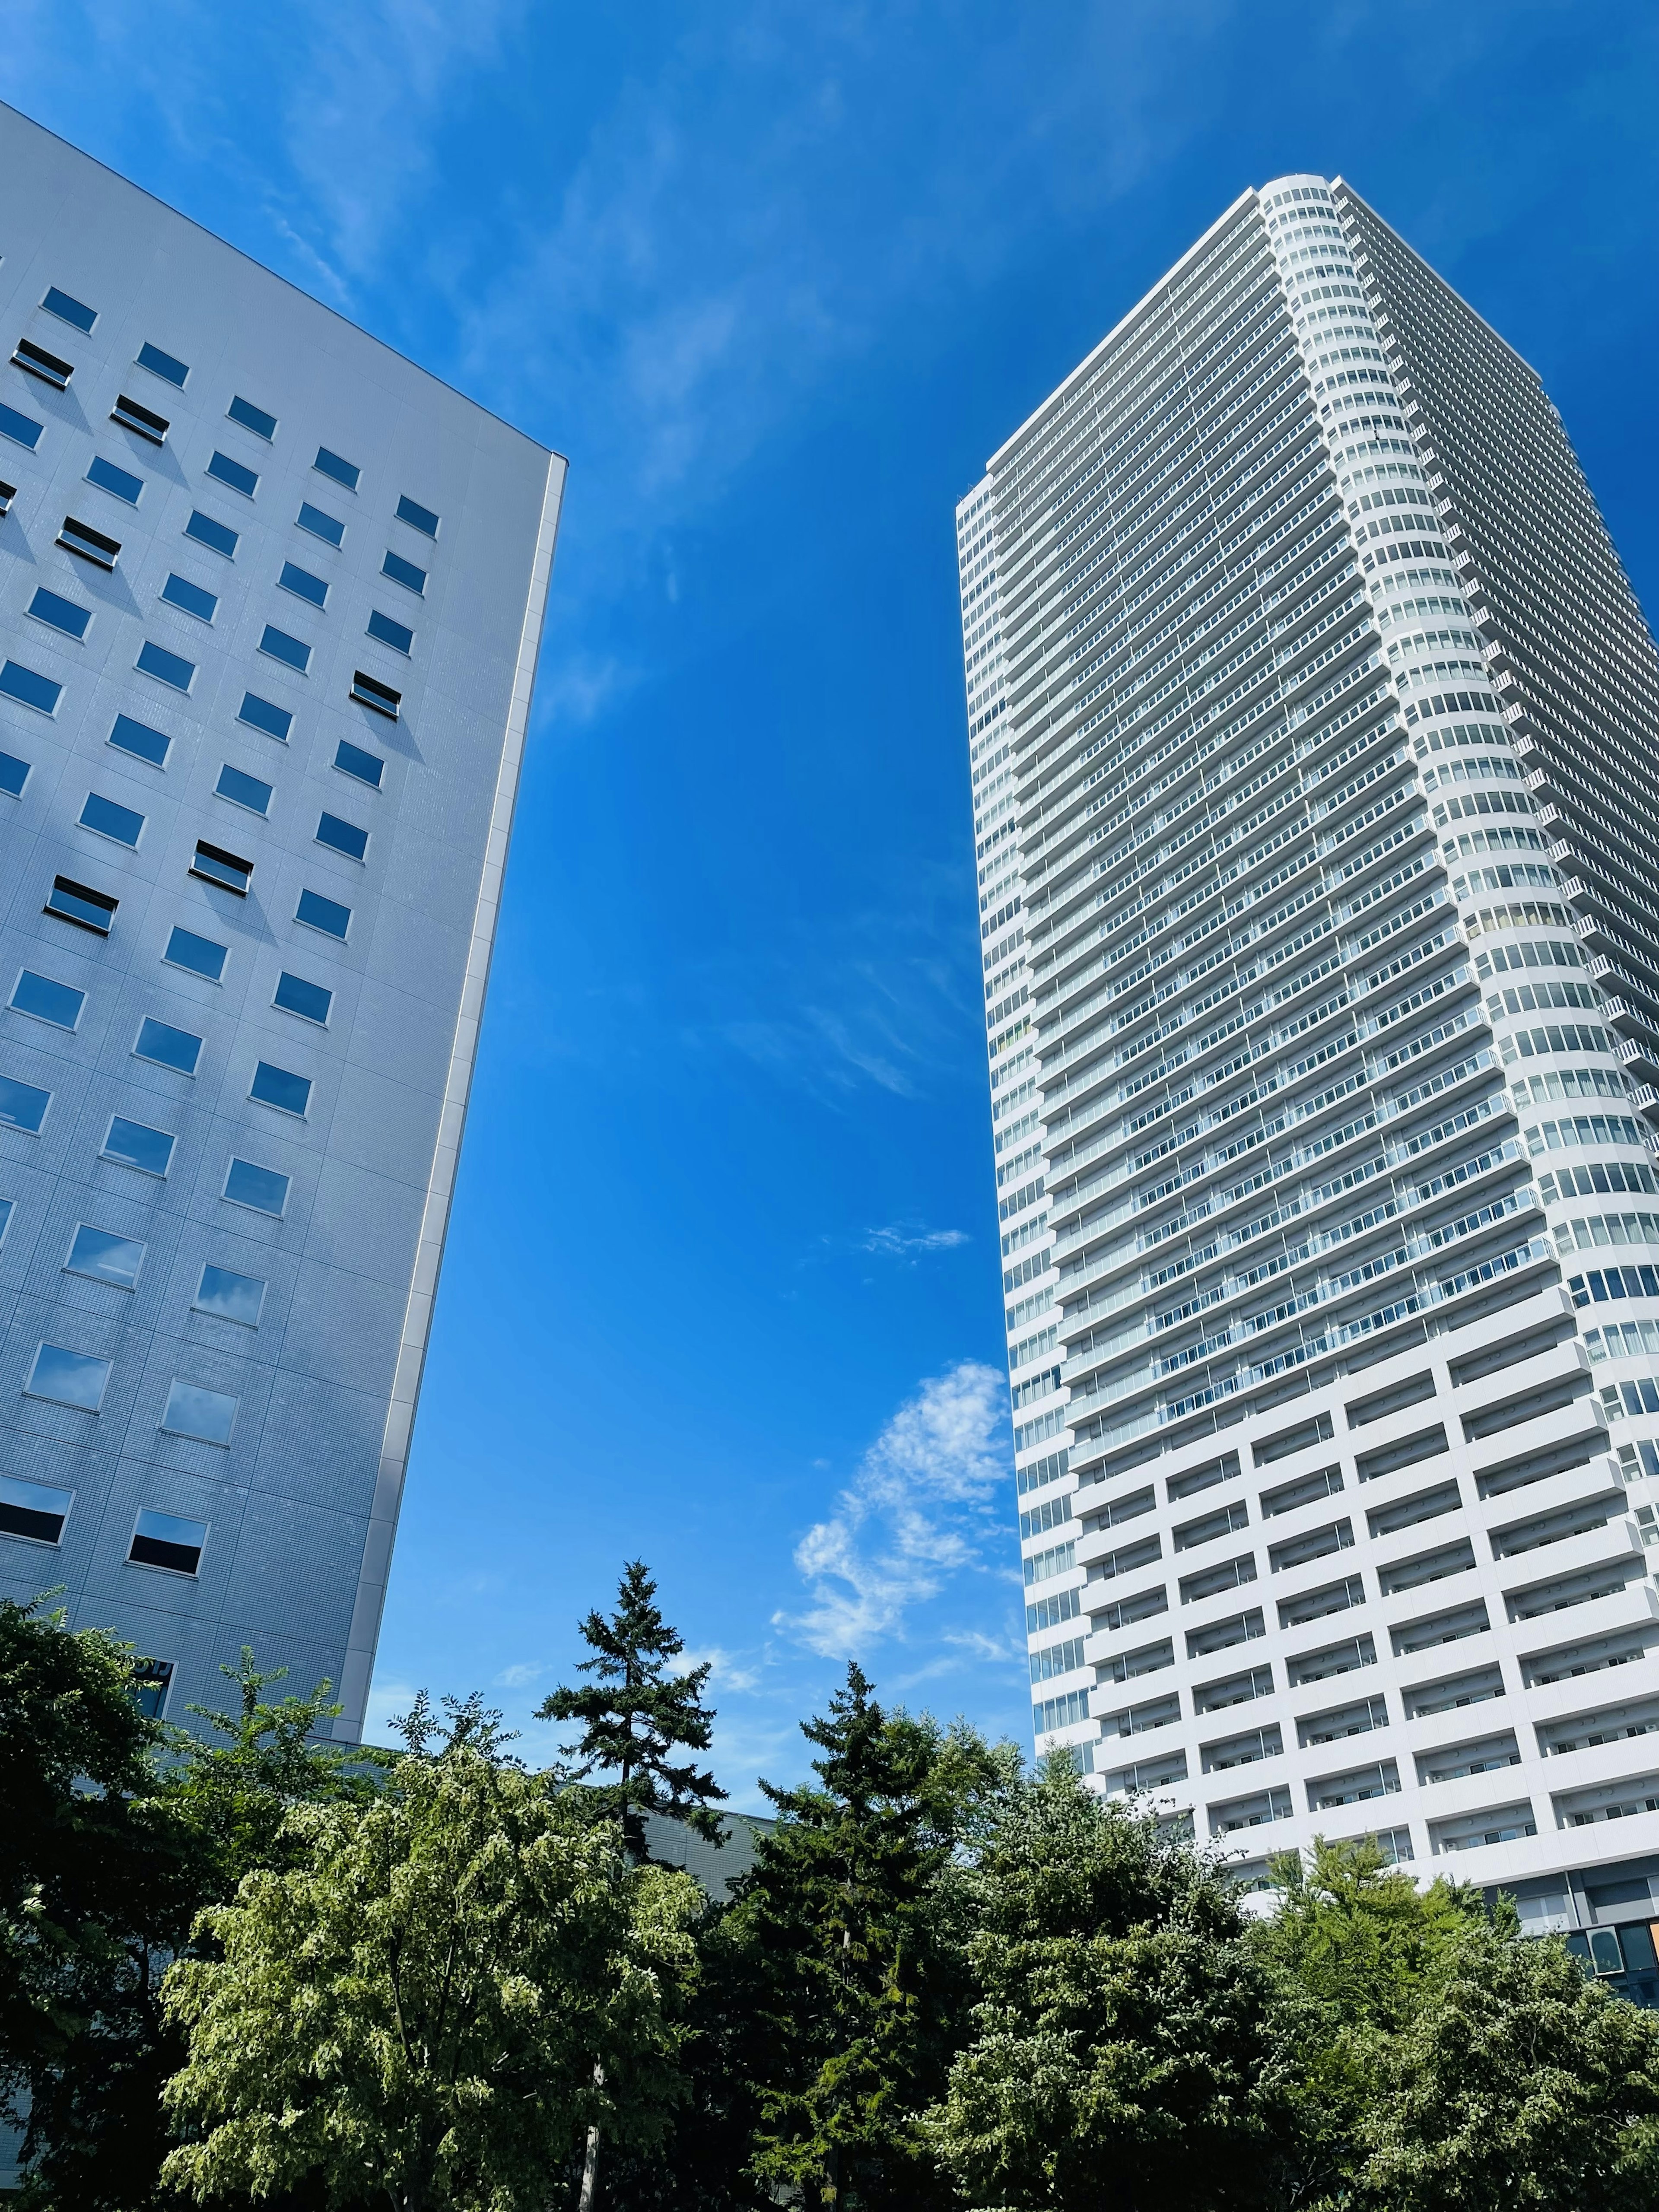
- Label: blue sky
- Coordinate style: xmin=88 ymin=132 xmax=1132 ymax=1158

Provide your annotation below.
xmin=8 ymin=1 xmax=1657 ymax=1802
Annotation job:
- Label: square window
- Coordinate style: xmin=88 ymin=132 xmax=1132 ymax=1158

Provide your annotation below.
xmin=66 ymin=1223 xmax=145 ymax=1288
xmin=334 ymin=739 xmax=383 ymax=788
xmin=0 ymin=661 xmax=62 ymax=714
xmin=296 ymin=501 xmax=344 ymax=547
xmin=131 ymin=1658 xmax=173 ymax=1717
xmin=316 ymin=811 xmax=367 ymax=861
xmin=136 ymin=342 xmax=189 ymax=388
xmin=103 ymin=1116 xmax=175 ymax=1176
xmin=250 ymin=1060 xmax=311 ymax=1116
xmin=0 ymin=1472 xmax=72 ymax=1545
xmin=0 ymin=1074 xmax=50 ymax=1132
xmin=59 ymin=516 xmax=121 ymax=569
xmin=194 ymin=1263 xmax=266 ymax=1325
xmin=111 ymin=394 xmax=168 ymax=445
xmin=273 ymin=970 xmax=331 ymax=1024
xmin=29 ymin=587 xmax=90 ymax=641
xmin=223 ymin=1157 xmax=289 ymax=1216
xmin=314 ymin=446 xmax=360 ymax=491
xmin=395 ymin=494 xmax=439 ymax=538
xmin=10 ymin=970 xmax=84 ymax=1029
xmin=136 ymin=640 xmax=194 ymax=692
xmin=191 ymin=841 xmax=252 ymax=895
xmin=0 ymin=400 xmax=44 ymax=451
xmin=26 ymin=1342 xmax=111 ymax=1411
xmin=238 ymin=692 xmax=292 ymax=742
xmin=42 ymin=287 xmax=95 ymax=333
xmin=259 ymin=624 xmax=311 ymax=674
xmin=381 ymin=549 xmax=426 ymax=594
xmin=227 ymin=395 xmax=276 ymax=441
xmin=296 ymin=889 xmax=350 ymax=940
xmin=0 ymin=749 xmax=29 ymax=797
xmin=278 ymin=561 xmax=328 ymax=609
xmin=215 ymin=763 xmax=272 ymax=816
xmin=47 ymin=877 xmax=116 ymax=934
xmin=160 ymin=1380 xmax=238 ymax=1446
xmin=161 ymin=573 xmax=217 ymax=622
xmin=135 ymin=1016 xmax=202 ymax=1074
xmin=207 ymin=450 xmax=258 ymax=498
xmin=129 ymin=1506 xmax=207 ymax=1572
xmin=350 ymin=670 xmax=400 ymax=718
xmin=14 ymin=338 xmax=73 ymax=388
xmin=110 ymin=713 xmax=172 ymax=766
xmin=365 ymin=609 xmax=413 ymax=655
xmin=164 ymin=926 xmax=227 ymax=981
xmin=87 ymin=455 xmax=143 ymax=504
xmin=80 ymin=792 xmax=144 ymax=847
xmin=185 ymin=510 xmax=238 ymax=559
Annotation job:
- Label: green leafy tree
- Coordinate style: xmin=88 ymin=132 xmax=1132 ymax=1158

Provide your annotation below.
xmin=537 ymin=1560 xmax=728 ymax=1850
xmin=160 ymin=1698 xmax=701 ymax=2212
xmin=925 ymin=1757 xmax=1282 ymax=2212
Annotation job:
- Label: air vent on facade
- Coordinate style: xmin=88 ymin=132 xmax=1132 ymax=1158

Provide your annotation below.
xmin=190 ymin=841 xmax=253 ymax=896
xmin=58 ymin=516 xmax=121 ymax=569
xmin=12 ymin=337 xmax=73 ymax=388
xmin=350 ymin=669 xmax=401 ymax=718
xmin=111 ymin=393 xmax=169 ymax=444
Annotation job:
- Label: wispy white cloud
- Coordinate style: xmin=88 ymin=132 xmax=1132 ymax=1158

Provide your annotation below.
xmin=858 ymin=1222 xmax=969 ymax=1257
xmin=493 ymin=1660 xmax=552 ymax=1689
xmin=777 ymin=1360 xmax=1008 ymax=1658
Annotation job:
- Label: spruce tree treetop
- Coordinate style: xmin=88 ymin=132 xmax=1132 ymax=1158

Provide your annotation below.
xmin=537 ymin=1560 xmax=728 ymax=1849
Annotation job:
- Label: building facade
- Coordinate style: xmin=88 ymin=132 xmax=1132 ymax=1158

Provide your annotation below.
xmin=0 ymin=106 xmax=562 ymax=1739
xmin=959 ymin=173 xmax=1659 ymax=1954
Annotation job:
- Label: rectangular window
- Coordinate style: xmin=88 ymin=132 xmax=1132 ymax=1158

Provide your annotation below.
xmin=278 ymin=560 xmax=329 ymax=608
xmin=259 ymin=624 xmax=311 ymax=673
xmin=334 ymin=738 xmax=383 ymax=788
xmin=28 ymin=587 xmax=91 ymax=641
xmin=42 ymin=287 xmax=96 ymax=333
xmin=185 ymin=509 xmax=238 ymax=558
xmin=238 ymin=691 xmax=292 ymax=742
xmin=165 ymin=926 xmax=226 ymax=980
xmin=87 ymin=455 xmax=143 ymax=504
xmin=0 ymin=399 xmax=44 ymax=450
xmin=0 ymin=479 xmax=12 ymax=515
xmin=365 ymin=609 xmax=413 ymax=655
xmin=296 ymin=888 xmax=350 ymax=940
xmin=395 ymin=494 xmax=439 ymax=538
xmin=190 ymin=841 xmax=252 ymax=895
xmin=59 ymin=516 xmax=121 ymax=569
xmin=215 ymin=763 xmax=272 ymax=815
xmin=47 ymin=877 xmax=116 ymax=933
xmin=80 ymin=792 xmax=144 ymax=847
xmin=14 ymin=337 xmax=73 ymax=388
xmin=350 ymin=670 xmax=400 ymax=718
xmin=137 ymin=341 xmax=189 ymax=388
xmin=102 ymin=1116 xmax=175 ymax=1176
xmin=194 ymin=1263 xmax=266 ymax=1325
xmin=296 ymin=501 xmax=344 ymax=547
xmin=109 ymin=714 xmax=170 ymax=767
xmin=226 ymin=395 xmax=276 ymax=440
xmin=161 ymin=1380 xmax=238 ymax=1446
xmin=314 ymin=446 xmax=360 ymax=490
xmin=111 ymin=394 xmax=168 ymax=445
xmin=316 ymin=811 xmax=367 ymax=861
xmin=26 ymin=1343 xmax=111 ymax=1411
xmin=136 ymin=640 xmax=194 ymax=692
xmin=66 ymin=1224 xmax=145 ymax=1288
xmin=129 ymin=1507 xmax=206 ymax=1573
xmin=0 ymin=1472 xmax=72 ymax=1545
xmin=135 ymin=1016 xmax=202 ymax=1074
xmin=0 ymin=749 xmax=29 ymax=797
xmin=161 ymin=573 xmax=217 ymax=622
xmin=0 ymin=1073 xmax=50 ymax=1132
xmin=207 ymin=450 xmax=258 ymax=498
xmin=273 ymin=970 xmax=331 ymax=1024
xmin=0 ymin=662 xmax=62 ymax=715
xmin=224 ymin=1157 xmax=289 ymax=1216
xmin=381 ymin=549 xmax=426 ymax=594
xmin=10 ymin=971 xmax=84 ymax=1028
xmin=131 ymin=1659 xmax=173 ymax=1718
xmin=251 ymin=1060 xmax=311 ymax=1116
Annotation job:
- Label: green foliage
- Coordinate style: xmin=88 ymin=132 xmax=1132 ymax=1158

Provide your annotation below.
xmin=537 ymin=1559 xmax=728 ymax=1847
xmin=925 ymin=1758 xmax=1281 ymax=2211
xmin=159 ymin=1721 xmax=701 ymax=2212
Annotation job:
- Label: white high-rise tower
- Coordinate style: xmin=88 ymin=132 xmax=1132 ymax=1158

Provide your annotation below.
xmin=960 ymin=174 xmax=1659 ymax=1973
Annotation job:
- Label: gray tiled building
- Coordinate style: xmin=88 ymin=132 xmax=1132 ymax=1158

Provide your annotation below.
xmin=0 ymin=105 xmax=563 ymax=1738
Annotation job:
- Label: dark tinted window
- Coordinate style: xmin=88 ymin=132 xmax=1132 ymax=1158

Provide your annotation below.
xmin=184 ymin=511 xmax=238 ymax=558
xmin=137 ymin=342 xmax=189 ymax=388
xmin=394 ymin=494 xmax=439 ymax=537
xmin=227 ymin=396 xmax=276 ymax=440
xmin=206 ymin=451 xmax=258 ymax=498
xmin=314 ymin=447 xmax=360 ymax=490
xmin=42 ymin=287 xmax=96 ymax=333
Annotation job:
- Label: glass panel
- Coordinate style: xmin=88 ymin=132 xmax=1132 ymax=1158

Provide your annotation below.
xmin=86 ymin=455 xmax=143 ymax=503
xmin=42 ymin=286 xmax=96 ymax=332
xmin=278 ymin=561 xmax=328 ymax=608
xmin=184 ymin=510 xmax=238 ymax=558
xmin=259 ymin=625 xmax=310 ymax=673
xmin=136 ymin=640 xmax=194 ymax=691
xmin=27 ymin=1343 xmax=111 ymax=1411
xmin=137 ymin=342 xmax=189 ymax=388
xmin=131 ymin=1659 xmax=173 ymax=1716
xmin=160 ymin=1381 xmax=237 ymax=1446
xmin=238 ymin=692 xmax=292 ymax=741
xmin=161 ymin=573 xmax=216 ymax=621
xmin=0 ymin=748 xmax=29 ymax=795
xmin=215 ymin=763 xmax=272 ymax=815
xmin=109 ymin=713 xmax=171 ymax=766
xmin=314 ymin=446 xmax=360 ymax=490
xmin=381 ymin=549 xmax=426 ymax=594
xmin=103 ymin=1117 xmax=175 ymax=1175
xmin=334 ymin=738 xmax=383 ymax=788
xmin=10 ymin=971 xmax=84 ymax=1028
xmin=79 ymin=792 xmax=144 ymax=846
xmin=29 ymin=587 xmax=91 ymax=639
xmin=194 ymin=1264 xmax=266 ymax=1325
xmin=206 ymin=450 xmax=258 ymax=497
xmin=365 ymin=609 xmax=413 ymax=655
xmin=273 ymin=971 xmax=331 ymax=1024
xmin=250 ymin=1062 xmax=311 ymax=1116
xmin=164 ymin=927 xmax=227 ymax=981
xmin=394 ymin=494 xmax=439 ymax=537
xmin=1589 ymin=1928 xmax=1625 ymax=1976
xmin=296 ymin=501 xmax=344 ymax=547
xmin=0 ymin=1472 xmax=72 ymax=1544
xmin=130 ymin=1507 xmax=206 ymax=1571
xmin=0 ymin=1074 xmax=50 ymax=1132
xmin=226 ymin=395 xmax=276 ymax=440
xmin=296 ymin=889 xmax=350 ymax=939
xmin=0 ymin=660 xmax=63 ymax=713
xmin=224 ymin=1158 xmax=289 ymax=1216
xmin=67 ymin=1224 xmax=145 ymax=1287
xmin=135 ymin=1017 xmax=202 ymax=1074
xmin=0 ymin=400 xmax=44 ymax=451
xmin=316 ymin=812 xmax=367 ymax=861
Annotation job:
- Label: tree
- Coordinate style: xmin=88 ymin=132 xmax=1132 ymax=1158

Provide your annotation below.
xmin=925 ymin=1758 xmax=1282 ymax=2211
xmin=160 ymin=1703 xmax=702 ymax=2212
xmin=537 ymin=1560 xmax=728 ymax=1850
